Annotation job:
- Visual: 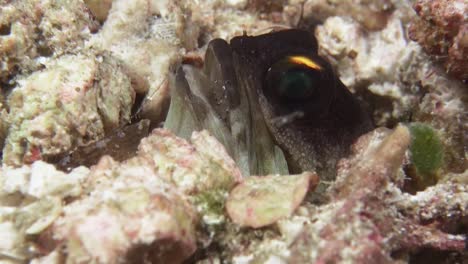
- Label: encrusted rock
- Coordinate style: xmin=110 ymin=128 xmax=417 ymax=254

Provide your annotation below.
xmin=408 ymin=0 xmax=468 ymax=81
xmin=49 ymin=128 xmax=243 ymax=263
xmin=185 ymin=0 xmax=277 ymax=41
xmin=398 ymin=178 xmax=468 ymax=234
xmin=289 ymin=0 xmax=394 ymax=30
xmin=3 ymin=52 xmax=135 ymax=166
xmin=0 ymin=0 xmax=99 ymax=84
xmin=88 ymin=0 xmax=194 ymax=123
xmin=0 ymin=129 xmax=245 ymax=263
xmin=138 ymin=129 xmax=242 ymax=195
xmin=316 ymin=14 xmax=422 ymax=126
xmin=228 ymin=126 xmax=466 ymax=263
xmin=315 ymin=6 xmax=466 ymax=174
xmin=414 ymin=68 xmax=467 ymax=174
xmin=0 ymin=161 xmax=87 ymax=261
xmin=52 ymin=162 xmax=198 ymax=264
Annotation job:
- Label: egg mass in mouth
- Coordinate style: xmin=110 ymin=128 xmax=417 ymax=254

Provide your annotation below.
xmin=165 ymin=29 xmax=373 ymax=179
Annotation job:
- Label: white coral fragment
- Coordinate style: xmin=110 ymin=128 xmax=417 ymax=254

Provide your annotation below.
xmin=1 ymin=161 xmax=88 ymax=199
xmin=27 ymin=162 xmax=88 ymax=198
xmin=0 ymin=222 xmax=20 ymax=253
xmin=317 ymin=15 xmax=418 ymax=86
xmin=316 ymin=15 xmax=422 ymax=125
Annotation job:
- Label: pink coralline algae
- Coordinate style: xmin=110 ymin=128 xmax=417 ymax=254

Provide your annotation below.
xmin=409 ymin=0 xmax=468 ymax=81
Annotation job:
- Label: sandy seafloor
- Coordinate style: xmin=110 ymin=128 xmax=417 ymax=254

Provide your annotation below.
xmin=0 ymin=0 xmax=466 ymax=263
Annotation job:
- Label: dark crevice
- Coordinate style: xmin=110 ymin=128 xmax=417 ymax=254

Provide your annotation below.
xmin=35 ymin=27 xmax=54 ymax=57
xmin=197 ymin=29 xmax=209 ymax=48
xmin=408 ymin=248 xmax=467 ymax=264
xmin=0 ymin=23 xmax=11 ymax=35
xmin=182 ymin=242 xmax=223 ymax=264
xmin=52 ymin=23 xmax=62 ymax=31
xmin=125 ymin=239 xmax=190 ymax=264
xmin=130 ymin=91 xmax=146 ymax=122
xmin=355 ymin=89 xmax=403 ymax=128
xmin=247 ymin=0 xmax=285 ymax=13
xmin=36 ymin=45 xmax=53 ymax=57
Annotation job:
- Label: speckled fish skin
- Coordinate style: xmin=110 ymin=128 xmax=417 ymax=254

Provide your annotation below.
xmin=228 ymin=29 xmax=373 ymax=179
xmin=169 ymin=29 xmax=373 ymax=178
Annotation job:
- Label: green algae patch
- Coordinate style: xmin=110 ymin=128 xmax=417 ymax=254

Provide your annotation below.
xmin=226 ymin=172 xmax=318 ymax=228
xmin=407 ymin=123 xmax=444 ymax=190
xmin=193 ymin=189 xmax=228 ymax=226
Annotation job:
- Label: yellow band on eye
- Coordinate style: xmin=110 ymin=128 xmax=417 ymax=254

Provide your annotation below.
xmin=288 ymin=56 xmax=322 ymax=70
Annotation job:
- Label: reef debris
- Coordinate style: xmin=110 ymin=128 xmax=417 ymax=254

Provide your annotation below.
xmin=0 ymin=0 xmax=99 ymax=84
xmin=0 ymin=1 xmax=466 ymax=263
xmin=226 ymin=172 xmax=318 ymax=228
xmin=227 ymin=126 xmax=466 ymax=263
xmin=3 ymin=52 xmax=135 ymax=166
xmin=408 ymin=0 xmax=468 ymax=81
xmin=0 ymin=129 xmax=243 ymax=263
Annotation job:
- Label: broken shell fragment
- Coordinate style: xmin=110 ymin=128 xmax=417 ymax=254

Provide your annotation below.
xmin=226 ymin=172 xmax=318 ymax=228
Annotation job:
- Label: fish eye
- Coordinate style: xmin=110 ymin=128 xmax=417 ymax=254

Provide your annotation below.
xmin=264 ymin=55 xmax=326 ymax=103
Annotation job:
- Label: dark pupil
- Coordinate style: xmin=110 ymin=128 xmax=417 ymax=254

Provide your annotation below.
xmin=278 ymin=70 xmax=314 ymax=99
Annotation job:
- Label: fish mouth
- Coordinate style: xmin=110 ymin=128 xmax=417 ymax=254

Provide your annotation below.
xmin=165 ymin=37 xmax=289 ymax=177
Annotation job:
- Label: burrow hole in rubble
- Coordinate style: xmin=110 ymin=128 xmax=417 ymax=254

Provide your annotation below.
xmin=37 ymin=45 xmax=53 ymax=57
xmin=354 ymin=83 xmax=411 ymax=128
xmin=130 ymin=92 xmax=146 ymax=122
xmin=125 ymin=239 xmax=188 ymax=264
xmin=392 ymin=213 xmax=467 ymax=262
xmin=407 ymin=248 xmax=467 ymax=264
xmin=35 ymin=28 xmax=54 ymax=57
xmin=0 ymin=23 xmax=12 ymax=35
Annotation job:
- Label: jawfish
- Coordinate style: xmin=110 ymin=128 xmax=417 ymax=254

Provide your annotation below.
xmin=165 ymin=29 xmax=373 ymax=180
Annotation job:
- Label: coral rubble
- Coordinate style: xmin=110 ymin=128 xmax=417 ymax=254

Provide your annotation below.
xmin=0 ymin=0 xmax=98 ymax=84
xmin=0 ymin=0 xmax=466 ymax=263
xmin=409 ymin=0 xmax=468 ymax=81
xmin=226 ymin=172 xmax=318 ymax=228
xmin=0 ymin=129 xmax=240 ymax=263
xmin=3 ymin=53 xmax=134 ymax=166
